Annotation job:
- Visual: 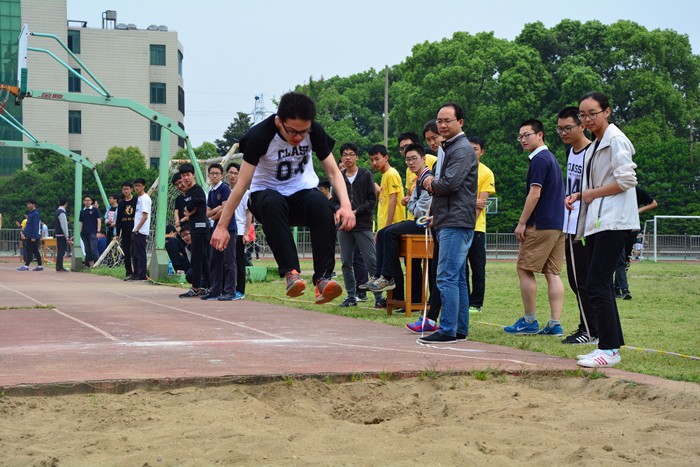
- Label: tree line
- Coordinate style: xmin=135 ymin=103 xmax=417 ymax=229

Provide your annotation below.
xmin=2 ymin=19 xmax=698 ymax=234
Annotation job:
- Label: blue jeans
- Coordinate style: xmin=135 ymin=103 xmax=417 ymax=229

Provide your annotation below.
xmin=435 ymin=227 xmax=474 ymax=337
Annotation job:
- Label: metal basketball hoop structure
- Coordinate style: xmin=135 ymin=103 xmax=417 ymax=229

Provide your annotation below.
xmin=1 ymin=24 xmax=205 ymax=279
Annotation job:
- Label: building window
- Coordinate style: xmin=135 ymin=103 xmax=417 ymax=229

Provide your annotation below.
xmin=68 ymin=68 xmax=81 ymax=92
xmin=178 ymin=86 xmax=185 ymax=115
xmin=177 ymin=121 xmax=185 ymax=148
xmin=178 ymin=50 xmax=183 ymax=76
xmin=149 ymin=157 xmax=159 ymax=169
xmin=150 ymin=44 xmax=166 ymax=66
xmin=67 ymin=30 xmax=81 ymax=54
xmin=68 ymin=110 xmax=81 ymax=134
xmin=150 ymin=82 xmax=166 ymax=104
xmin=150 ymin=121 xmax=161 ymax=141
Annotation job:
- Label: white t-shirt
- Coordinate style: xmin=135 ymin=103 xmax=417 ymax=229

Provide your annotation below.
xmin=241 ymin=114 xmax=335 ymax=197
xmin=133 ymin=193 xmax=152 ymax=235
xmin=562 ymin=145 xmax=588 ymax=234
xmin=235 ymin=190 xmax=250 ymax=236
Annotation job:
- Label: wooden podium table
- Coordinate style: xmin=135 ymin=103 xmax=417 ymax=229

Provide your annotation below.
xmin=386 ymin=233 xmax=434 ymax=317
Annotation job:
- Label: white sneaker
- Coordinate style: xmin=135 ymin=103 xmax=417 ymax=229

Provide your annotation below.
xmin=577 ymin=349 xmax=621 ymax=368
xmin=577 ymin=349 xmax=600 ymax=360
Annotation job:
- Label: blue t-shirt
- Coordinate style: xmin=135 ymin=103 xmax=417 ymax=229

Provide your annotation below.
xmin=526 ymin=148 xmax=565 ymax=230
xmin=79 ymin=206 xmax=102 ymax=235
xmin=207 ymin=182 xmax=236 ymax=232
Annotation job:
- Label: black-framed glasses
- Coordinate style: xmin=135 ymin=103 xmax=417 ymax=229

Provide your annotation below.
xmin=208 ymin=171 xmax=222 ymax=176
xmin=516 ymin=132 xmax=536 ymax=141
xmin=577 ymin=110 xmax=605 ymax=121
xmin=555 ymin=124 xmax=579 ymax=135
xmin=282 ymin=121 xmax=312 ymax=138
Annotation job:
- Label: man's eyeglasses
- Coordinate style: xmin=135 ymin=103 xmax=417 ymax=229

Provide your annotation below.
xmin=208 ymin=171 xmax=222 ymax=176
xmin=404 ymin=156 xmax=421 ymax=164
xmin=341 ymin=152 xmax=357 ymax=158
xmin=282 ymin=121 xmax=312 ymax=138
xmin=577 ymin=110 xmax=605 ymax=121
xmin=516 ymin=132 xmax=536 ymax=141
xmin=436 ymin=118 xmax=457 ymax=125
xmin=555 ymin=124 xmax=579 ymax=135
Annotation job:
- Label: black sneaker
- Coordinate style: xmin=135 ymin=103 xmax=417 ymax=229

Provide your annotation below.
xmin=561 ymin=328 xmax=595 ymax=345
xmin=373 ymin=297 xmax=387 ymax=309
xmin=417 ymin=332 xmax=457 ymax=344
xmin=123 ymin=275 xmax=133 ymax=281
xmin=456 ymin=333 xmax=468 ymax=341
xmin=179 ymin=288 xmax=202 ymax=298
xmin=356 ymin=292 xmax=368 ymax=302
xmin=339 ymin=297 xmax=357 ymax=308
xmin=622 ymin=290 xmax=632 ymax=300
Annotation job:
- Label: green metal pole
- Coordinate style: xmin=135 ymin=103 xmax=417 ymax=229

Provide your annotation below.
xmin=149 ymin=131 xmax=172 ymax=279
xmin=71 ymin=162 xmax=84 ymax=271
xmin=92 ymin=169 xmax=109 ymax=209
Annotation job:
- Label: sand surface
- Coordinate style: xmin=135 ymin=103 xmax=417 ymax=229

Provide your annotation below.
xmin=1 ymin=375 xmax=699 ymax=466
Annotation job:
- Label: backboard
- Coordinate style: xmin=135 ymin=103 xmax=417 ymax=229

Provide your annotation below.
xmin=17 ymin=23 xmax=29 ymax=95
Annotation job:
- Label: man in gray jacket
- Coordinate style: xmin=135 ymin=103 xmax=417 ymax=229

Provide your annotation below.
xmin=418 ymin=102 xmax=478 ymax=344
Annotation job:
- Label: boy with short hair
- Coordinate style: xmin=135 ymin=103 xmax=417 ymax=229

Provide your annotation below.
xmin=179 ymin=163 xmax=211 ymax=297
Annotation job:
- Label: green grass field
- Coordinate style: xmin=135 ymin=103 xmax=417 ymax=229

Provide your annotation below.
xmin=93 ymin=259 xmax=700 ymax=383
xmin=241 ymin=259 xmax=700 ymax=384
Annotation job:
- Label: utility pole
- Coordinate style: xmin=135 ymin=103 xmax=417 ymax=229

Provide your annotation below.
xmin=383 ymin=65 xmax=388 ymax=148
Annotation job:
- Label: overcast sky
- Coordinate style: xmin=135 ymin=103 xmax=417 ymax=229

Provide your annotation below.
xmin=66 ymin=0 xmax=700 ymax=146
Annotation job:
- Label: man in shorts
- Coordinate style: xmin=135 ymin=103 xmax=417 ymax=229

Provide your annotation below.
xmin=505 ymin=119 xmax=566 ymax=336
xmin=210 ymin=92 xmax=355 ymax=304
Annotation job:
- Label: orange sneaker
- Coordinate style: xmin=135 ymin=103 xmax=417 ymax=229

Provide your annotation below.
xmin=315 ymin=278 xmax=342 ymax=304
xmin=285 ymin=269 xmax=306 ymax=297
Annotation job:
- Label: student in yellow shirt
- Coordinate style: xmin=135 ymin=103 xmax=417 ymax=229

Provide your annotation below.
xmin=369 ymin=144 xmax=405 ymax=231
xmin=467 ymin=137 xmax=496 ymax=313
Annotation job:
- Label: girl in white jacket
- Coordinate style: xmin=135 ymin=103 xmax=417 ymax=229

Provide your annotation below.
xmin=566 ymin=91 xmax=639 ymax=368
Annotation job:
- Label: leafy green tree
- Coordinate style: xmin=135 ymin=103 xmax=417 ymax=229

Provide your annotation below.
xmin=215 ymin=112 xmax=252 ymax=157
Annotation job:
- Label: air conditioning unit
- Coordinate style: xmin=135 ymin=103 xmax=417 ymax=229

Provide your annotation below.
xmin=126 ymin=23 xmax=137 ymax=30
xmin=147 ymin=25 xmax=159 ymax=31
xmin=115 ymin=23 xmax=127 ymax=30
xmin=158 ymin=25 xmax=168 ymax=32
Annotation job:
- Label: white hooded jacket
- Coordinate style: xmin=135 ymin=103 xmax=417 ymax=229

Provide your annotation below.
xmin=575 ymin=123 xmax=640 ymax=239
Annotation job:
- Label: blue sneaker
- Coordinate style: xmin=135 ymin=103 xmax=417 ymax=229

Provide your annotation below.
xmin=233 ymin=291 xmax=245 ymax=301
xmin=17 ymin=265 xmax=30 ymax=271
xmin=504 ymin=317 xmax=539 ymax=335
xmin=538 ymin=323 xmax=564 ymax=336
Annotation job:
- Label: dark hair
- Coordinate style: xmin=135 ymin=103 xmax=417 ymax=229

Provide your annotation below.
xmin=579 ymin=91 xmax=610 ymax=110
xmin=133 ymin=177 xmax=146 ymax=186
xmin=318 ymin=180 xmax=331 ymax=190
xmin=179 ymin=163 xmax=195 ymax=175
xmin=339 ymin=142 xmax=359 ymax=155
xmin=226 ymin=162 xmax=240 ymax=172
xmin=558 ymin=106 xmax=581 ymax=123
xmin=83 ymin=194 xmax=93 ymax=201
xmin=27 ymin=198 xmax=37 ymax=205
xmin=121 ymin=181 xmax=133 ymax=188
xmin=208 ymin=163 xmax=224 ymax=174
xmin=423 ymin=119 xmax=438 ymax=136
xmin=439 ymin=102 xmax=464 ymax=120
xmin=59 ymin=196 xmax=68 ymax=206
xmin=179 ymin=221 xmax=190 ymax=233
xmin=470 ymin=136 xmax=485 ymax=151
xmin=403 ymin=143 xmax=425 ymax=158
xmin=424 ymin=146 xmax=436 ymax=156
xmin=520 ymin=119 xmax=545 ymax=137
xmin=398 ymin=132 xmax=421 ymax=145
xmin=277 ymin=92 xmax=317 ymax=122
xmin=171 ymin=172 xmax=182 ymax=185
xmin=166 ymin=224 xmax=177 ymax=234
xmin=368 ymin=144 xmax=388 ymax=157
xmin=110 ymin=193 xmax=120 ymax=200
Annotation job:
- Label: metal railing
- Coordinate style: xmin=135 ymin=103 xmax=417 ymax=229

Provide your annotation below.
xmin=2 ymin=228 xmax=698 ymax=261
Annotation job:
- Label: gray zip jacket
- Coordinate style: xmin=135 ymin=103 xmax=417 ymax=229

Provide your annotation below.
xmin=429 ymin=133 xmax=478 ymax=230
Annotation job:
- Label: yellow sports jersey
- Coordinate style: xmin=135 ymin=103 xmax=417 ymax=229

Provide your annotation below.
xmin=377 ymin=167 xmax=405 ymax=230
xmin=404 ymin=153 xmax=438 ymax=220
xmin=475 ymin=162 xmax=496 ymax=233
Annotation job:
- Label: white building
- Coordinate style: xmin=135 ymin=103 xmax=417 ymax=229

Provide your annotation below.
xmin=16 ymin=0 xmax=185 ymax=168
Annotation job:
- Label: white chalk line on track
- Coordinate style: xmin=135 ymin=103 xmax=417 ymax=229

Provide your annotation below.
xmin=0 ymin=282 xmax=121 ymax=342
xmin=110 ymin=290 xmax=288 ymax=340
